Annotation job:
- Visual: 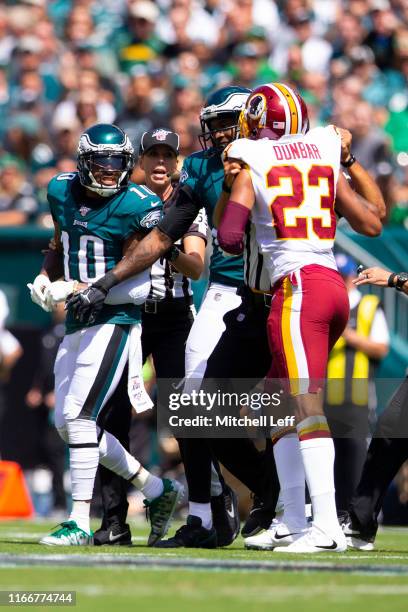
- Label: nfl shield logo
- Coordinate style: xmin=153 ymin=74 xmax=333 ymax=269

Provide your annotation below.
xmin=152 ymin=129 xmax=170 ymax=141
xmin=79 ymin=205 xmax=91 ymax=217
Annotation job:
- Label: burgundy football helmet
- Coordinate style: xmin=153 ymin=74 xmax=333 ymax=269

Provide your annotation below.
xmin=241 ymin=82 xmax=309 ymax=141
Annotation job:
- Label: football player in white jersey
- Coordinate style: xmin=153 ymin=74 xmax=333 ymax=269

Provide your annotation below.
xmin=217 ymin=83 xmax=384 ymax=553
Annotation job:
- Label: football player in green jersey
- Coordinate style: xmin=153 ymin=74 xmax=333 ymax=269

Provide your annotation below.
xmin=28 ymin=124 xmax=183 ymax=546
xmin=69 ymin=91 xmax=278 ymax=548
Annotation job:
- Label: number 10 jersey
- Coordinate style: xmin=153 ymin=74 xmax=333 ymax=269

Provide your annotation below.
xmin=226 ymin=126 xmax=341 ymax=285
xmin=47 ymin=172 xmax=163 ymax=333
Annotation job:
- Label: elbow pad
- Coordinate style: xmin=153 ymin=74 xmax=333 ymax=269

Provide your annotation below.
xmin=218 ymin=201 xmax=250 ymax=255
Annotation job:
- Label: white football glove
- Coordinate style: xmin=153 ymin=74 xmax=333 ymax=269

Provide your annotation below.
xmin=44 ymin=280 xmax=77 ymax=311
xmin=27 ymin=274 xmax=52 ymax=312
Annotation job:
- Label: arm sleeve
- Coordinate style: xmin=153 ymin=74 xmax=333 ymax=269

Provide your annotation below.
xmin=157 ymin=184 xmax=201 ymax=242
xmin=217 ymin=200 xmax=251 ymax=255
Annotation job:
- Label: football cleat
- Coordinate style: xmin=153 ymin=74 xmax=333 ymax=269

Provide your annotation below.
xmin=245 ymin=520 xmax=302 ymax=550
xmin=144 ymin=478 xmax=184 ymax=546
xmin=154 ymin=515 xmax=217 ymax=548
xmin=342 ymin=518 xmax=375 ymax=551
xmin=274 ymin=524 xmax=347 ymax=554
xmin=211 ymin=484 xmax=240 ymax=547
xmin=40 ymin=521 xmax=93 ymax=546
xmin=93 ymin=522 xmax=132 ymax=546
xmin=241 ymin=495 xmax=275 ymax=538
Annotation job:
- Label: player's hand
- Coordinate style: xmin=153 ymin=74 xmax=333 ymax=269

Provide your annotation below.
xmin=333 ymin=126 xmax=353 ymax=164
xmin=353 ymin=266 xmax=390 ymax=287
xmin=223 ymin=158 xmax=243 ymax=188
xmin=44 ymin=280 xmax=78 ymax=310
xmin=65 ymin=285 xmax=107 ymax=324
xmin=27 ymin=274 xmax=52 ymax=312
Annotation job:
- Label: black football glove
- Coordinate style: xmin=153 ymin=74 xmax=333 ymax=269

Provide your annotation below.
xmin=65 ymin=271 xmax=118 ymax=325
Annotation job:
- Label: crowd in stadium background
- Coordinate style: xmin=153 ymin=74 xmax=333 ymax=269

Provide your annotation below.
xmin=0 ymin=0 xmax=408 ymax=527
xmin=1 ymin=0 xmax=408 ymax=227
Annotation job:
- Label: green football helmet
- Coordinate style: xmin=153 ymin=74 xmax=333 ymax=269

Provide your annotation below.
xmin=199 ymin=86 xmax=252 ymax=150
xmin=77 ymin=123 xmax=135 ymax=197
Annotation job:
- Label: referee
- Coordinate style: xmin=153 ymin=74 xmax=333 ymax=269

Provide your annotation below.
xmin=94 ymin=128 xmax=207 ymax=545
xmin=343 ymin=265 xmax=408 ymax=550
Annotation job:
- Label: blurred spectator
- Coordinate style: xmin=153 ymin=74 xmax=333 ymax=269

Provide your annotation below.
xmin=157 ymin=0 xmax=219 ymax=49
xmin=229 ymin=42 xmax=278 ymax=88
xmin=118 ymin=1 xmax=164 ymax=72
xmin=364 ymin=0 xmax=399 ymax=70
xmin=117 ymin=69 xmax=169 ymax=150
xmin=0 ymin=9 xmax=14 ymax=68
xmin=0 ymin=154 xmax=38 ymax=226
xmin=347 ymin=100 xmax=393 ymax=178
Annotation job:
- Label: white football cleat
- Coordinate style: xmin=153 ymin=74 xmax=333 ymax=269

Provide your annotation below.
xmin=274 ymin=523 xmax=347 ymax=554
xmin=245 ymin=521 xmax=303 ymax=550
xmin=40 ymin=521 xmax=93 ymax=546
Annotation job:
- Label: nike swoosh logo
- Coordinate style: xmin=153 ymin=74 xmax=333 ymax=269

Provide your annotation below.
xmin=109 ymin=531 xmax=129 ymax=542
xmin=151 ymin=201 xmax=160 ymax=207
xmin=226 ymin=507 xmax=235 ymax=519
xmin=316 ymin=540 xmax=338 ymax=550
xmin=274 ymin=532 xmax=297 ymax=540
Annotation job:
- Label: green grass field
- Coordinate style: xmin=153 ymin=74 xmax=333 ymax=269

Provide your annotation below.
xmin=1 ymin=521 xmax=408 ymax=611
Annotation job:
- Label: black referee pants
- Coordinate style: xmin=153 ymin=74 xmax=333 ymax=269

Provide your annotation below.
xmin=350 ymin=377 xmax=408 ymax=536
xmin=183 ymin=288 xmax=279 ymax=509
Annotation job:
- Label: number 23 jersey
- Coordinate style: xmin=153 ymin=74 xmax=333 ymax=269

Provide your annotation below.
xmin=47 ymin=172 xmax=163 ymax=333
xmin=226 ymin=126 xmax=341 ymax=285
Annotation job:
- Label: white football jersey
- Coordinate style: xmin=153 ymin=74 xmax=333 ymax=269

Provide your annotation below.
xmin=226 ymin=126 xmax=341 ymax=284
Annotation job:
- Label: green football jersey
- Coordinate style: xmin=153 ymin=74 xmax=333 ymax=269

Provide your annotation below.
xmin=179 ymin=149 xmax=244 ymax=287
xmin=47 ymin=172 xmax=162 ymax=334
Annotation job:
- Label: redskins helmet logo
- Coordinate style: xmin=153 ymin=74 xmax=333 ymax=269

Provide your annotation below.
xmin=247 ymin=94 xmax=266 ymax=120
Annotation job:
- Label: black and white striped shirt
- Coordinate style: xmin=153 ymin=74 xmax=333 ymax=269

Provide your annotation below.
xmin=243 ymin=223 xmax=271 ymax=293
xmin=148 ymin=190 xmax=208 ymax=301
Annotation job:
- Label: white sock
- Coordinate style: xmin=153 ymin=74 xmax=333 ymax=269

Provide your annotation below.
xmin=66 ymin=419 xmax=99 ymax=504
xmin=297 ymin=417 xmax=339 ymax=533
xmin=210 ymin=463 xmax=223 ymax=497
xmin=132 ymin=467 xmax=164 ymax=500
xmin=273 ymin=433 xmax=307 ymax=531
xmin=98 ymin=429 xmax=141 ymax=480
xmin=69 ymin=500 xmax=91 ymax=535
xmin=189 ymin=502 xmax=212 ymax=529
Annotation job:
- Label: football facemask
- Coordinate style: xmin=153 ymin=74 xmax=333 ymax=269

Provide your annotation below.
xmin=77 ymin=124 xmax=135 ymax=196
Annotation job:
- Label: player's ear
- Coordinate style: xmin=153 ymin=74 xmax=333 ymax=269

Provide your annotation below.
xmin=139 ymin=154 xmax=145 ymax=171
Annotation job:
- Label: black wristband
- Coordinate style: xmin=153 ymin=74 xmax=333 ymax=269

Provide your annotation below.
xmin=396 ymin=272 xmax=408 ymax=291
xmin=341 ymin=154 xmax=356 ymax=168
xmin=93 ymin=270 xmax=118 ymax=294
xmin=166 ymin=245 xmax=180 ymax=263
xmin=387 ymin=272 xmax=397 ymax=288
xmin=222 ymin=179 xmax=232 ymax=194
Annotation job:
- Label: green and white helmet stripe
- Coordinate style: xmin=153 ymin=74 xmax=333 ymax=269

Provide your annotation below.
xmin=200 ymin=87 xmax=251 ymax=123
